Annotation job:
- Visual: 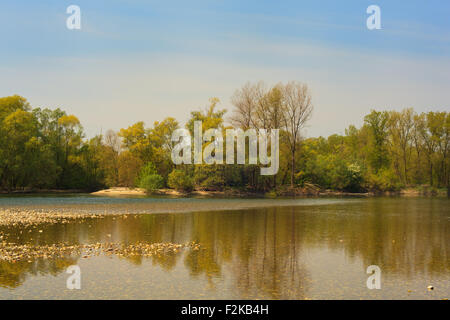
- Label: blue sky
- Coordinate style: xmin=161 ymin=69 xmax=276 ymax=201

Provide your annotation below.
xmin=1 ymin=0 xmax=449 ymax=137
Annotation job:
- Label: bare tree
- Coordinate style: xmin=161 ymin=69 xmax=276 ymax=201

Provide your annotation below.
xmin=231 ymin=81 xmax=313 ymax=187
xmin=103 ymin=129 xmax=121 ymax=186
xmin=104 ymin=129 xmax=121 ymax=154
xmin=230 ymin=82 xmax=256 ymax=130
xmin=230 ymin=81 xmax=266 ymax=129
xmin=281 ymin=82 xmax=313 ymax=186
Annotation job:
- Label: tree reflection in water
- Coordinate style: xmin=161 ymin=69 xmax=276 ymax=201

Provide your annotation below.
xmin=0 ymin=198 xmax=448 ymax=298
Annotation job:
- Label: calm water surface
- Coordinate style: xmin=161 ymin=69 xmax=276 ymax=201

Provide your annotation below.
xmin=0 ymin=196 xmax=448 ymax=299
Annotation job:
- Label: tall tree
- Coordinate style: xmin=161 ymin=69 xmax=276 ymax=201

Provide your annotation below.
xmin=364 ymin=110 xmax=390 ymax=173
xmin=281 ymin=82 xmax=313 ymax=186
xmin=101 ymin=129 xmax=121 ymax=186
xmin=388 ymin=108 xmax=414 ymax=184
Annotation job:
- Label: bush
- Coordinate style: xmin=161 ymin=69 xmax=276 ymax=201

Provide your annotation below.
xmin=365 ymin=168 xmax=402 ymax=192
xmin=193 ymin=165 xmax=225 ymax=190
xmin=168 ymin=169 xmax=193 ymax=192
xmin=342 ymin=163 xmax=364 ymax=192
xmin=139 ymin=174 xmax=164 ymax=193
xmin=137 ymin=162 xmax=164 ymax=193
xmin=299 ymin=155 xmax=364 ymax=192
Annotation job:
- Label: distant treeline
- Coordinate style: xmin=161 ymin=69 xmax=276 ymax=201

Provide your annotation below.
xmin=0 ymin=83 xmax=448 ymax=193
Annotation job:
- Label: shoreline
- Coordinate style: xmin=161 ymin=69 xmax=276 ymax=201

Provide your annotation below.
xmin=0 ymin=189 xmax=90 ymax=195
xmin=0 ymin=187 xmax=447 ymax=198
xmin=91 ymin=187 xmax=371 ymax=198
xmin=91 ymin=187 xmax=448 ymax=198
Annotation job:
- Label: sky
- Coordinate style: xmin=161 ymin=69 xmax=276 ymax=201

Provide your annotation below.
xmin=0 ymin=0 xmax=449 ymax=138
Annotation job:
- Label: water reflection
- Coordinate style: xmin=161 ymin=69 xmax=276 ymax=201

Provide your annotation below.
xmin=0 ymin=197 xmax=448 ymax=299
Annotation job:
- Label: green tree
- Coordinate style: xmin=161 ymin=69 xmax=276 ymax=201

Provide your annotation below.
xmin=148 ymin=117 xmax=179 ymax=179
xmin=119 ymin=122 xmax=152 ymax=161
xmin=137 ymin=162 xmax=164 ymax=193
xmin=168 ymin=169 xmax=194 ymax=192
xmin=0 ymin=109 xmax=38 ymax=190
xmin=388 ymin=109 xmax=414 ymax=184
xmin=0 ymin=95 xmax=30 ymax=121
xmin=364 ymin=110 xmax=390 ymax=172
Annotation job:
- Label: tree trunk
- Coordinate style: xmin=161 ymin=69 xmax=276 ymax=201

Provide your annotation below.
xmin=447 ymin=162 xmax=449 ymax=198
xmin=447 ymin=174 xmax=450 ymax=198
xmin=290 ymin=151 xmax=295 ymax=187
xmin=416 ymin=149 xmax=421 ymax=184
xmin=403 ymin=152 xmax=408 ymax=185
xmin=441 ymin=157 xmax=446 ymax=188
xmin=429 ymin=162 xmax=433 ymax=187
xmin=282 ymin=169 xmax=288 ymax=185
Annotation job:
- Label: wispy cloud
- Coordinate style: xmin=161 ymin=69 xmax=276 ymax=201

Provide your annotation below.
xmin=0 ymin=0 xmax=449 ymax=138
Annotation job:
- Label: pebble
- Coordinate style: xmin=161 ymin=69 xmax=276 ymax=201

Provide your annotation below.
xmin=0 ymin=240 xmax=201 ymax=263
xmin=0 ymin=208 xmax=105 ymax=227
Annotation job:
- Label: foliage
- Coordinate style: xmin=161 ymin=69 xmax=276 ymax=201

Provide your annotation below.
xmin=0 ymin=92 xmax=448 ymax=194
xmin=136 ymin=162 xmax=164 ymax=193
xmin=168 ymin=169 xmax=194 ymax=192
xmin=139 ymin=174 xmax=164 ymax=193
xmin=193 ymin=165 xmax=225 ymax=190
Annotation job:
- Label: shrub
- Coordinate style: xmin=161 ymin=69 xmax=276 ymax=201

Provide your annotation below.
xmin=168 ymin=169 xmax=193 ymax=192
xmin=193 ymin=165 xmax=225 ymax=190
xmin=343 ymin=163 xmax=364 ymax=192
xmin=139 ymin=174 xmax=164 ymax=193
xmin=137 ymin=162 xmax=164 ymax=193
xmin=365 ymin=168 xmax=402 ymax=192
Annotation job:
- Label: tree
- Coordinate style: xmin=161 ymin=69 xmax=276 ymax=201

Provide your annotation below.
xmin=118 ymin=151 xmax=143 ymax=187
xmin=230 ymin=82 xmax=262 ymax=130
xmin=0 ymin=110 xmax=38 ymax=190
xmin=100 ymin=129 xmax=121 ymax=187
xmin=425 ymin=112 xmax=449 ymax=187
xmin=148 ymin=117 xmax=179 ymax=179
xmin=119 ymin=122 xmax=151 ymax=161
xmin=0 ymin=93 xmax=447 ymax=195
xmin=231 ymin=82 xmax=313 ymax=188
xmin=412 ymin=114 xmax=425 ymax=184
xmin=137 ymin=162 xmax=164 ymax=193
xmin=186 ymin=98 xmax=227 ymax=190
xmin=79 ymin=135 xmax=106 ymax=190
xmin=168 ymin=169 xmax=194 ymax=192
xmin=418 ymin=113 xmax=439 ymax=186
xmin=388 ymin=108 xmax=414 ymax=184
xmin=186 ymin=98 xmax=226 ymax=134
xmin=364 ymin=110 xmax=390 ymax=173
xmin=0 ymin=95 xmax=30 ymax=121
xmin=281 ymin=82 xmax=313 ymax=186
xmin=57 ymin=114 xmax=84 ymax=188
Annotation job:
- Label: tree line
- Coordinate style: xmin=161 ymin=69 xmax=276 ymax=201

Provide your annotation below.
xmin=0 ymin=83 xmax=448 ymax=194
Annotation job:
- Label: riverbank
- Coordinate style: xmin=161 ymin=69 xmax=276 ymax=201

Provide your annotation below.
xmin=0 ymin=189 xmax=90 ymax=195
xmin=1 ymin=186 xmax=446 ymax=198
xmin=91 ymin=186 xmax=448 ymax=198
xmin=91 ymin=187 xmax=370 ymax=198
xmin=91 ymin=187 xmax=266 ymax=197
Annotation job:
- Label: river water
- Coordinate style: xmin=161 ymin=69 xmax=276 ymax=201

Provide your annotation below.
xmin=0 ymin=196 xmax=448 ymax=299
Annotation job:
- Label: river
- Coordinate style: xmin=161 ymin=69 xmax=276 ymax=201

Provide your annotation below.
xmin=0 ymin=195 xmax=448 ymax=299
